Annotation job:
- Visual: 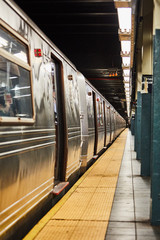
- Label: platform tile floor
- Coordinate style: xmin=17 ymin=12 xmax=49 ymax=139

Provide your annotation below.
xmin=105 ymin=131 xmax=160 ymax=240
xmin=23 ymin=129 xmax=128 ymax=240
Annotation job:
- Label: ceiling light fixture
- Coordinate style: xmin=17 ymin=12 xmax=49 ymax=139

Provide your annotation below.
xmin=123 ymin=69 xmax=130 ymax=76
xmin=121 ymin=40 xmax=131 ymax=54
xmin=122 ymin=56 xmax=130 ymax=67
xmin=117 ymin=8 xmax=131 ymax=33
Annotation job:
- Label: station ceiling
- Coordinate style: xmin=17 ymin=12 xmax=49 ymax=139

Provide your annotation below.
xmin=13 ymin=0 xmax=128 ymax=119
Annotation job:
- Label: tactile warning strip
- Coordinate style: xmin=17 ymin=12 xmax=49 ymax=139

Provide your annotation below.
xmin=23 ymin=129 xmax=128 ymax=240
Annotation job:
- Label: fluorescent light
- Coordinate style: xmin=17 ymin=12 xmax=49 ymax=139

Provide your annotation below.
xmin=123 ymin=69 xmax=130 ymax=76
xmin=121 ymin=41 xmax=131 ymax=54
xmin=1 ymin=82 xmax=6 ymax=87
xmin=124 ymin=77 xmax=130 ymax=82
xmin=13 ymin=94 xmax=31 ymax=99
xmin=11 ymin=86 xmax=30 ymax=91
xmin=122 ymin=57 xmax=130 ymax=66
xmin=0 ymin=36 xmax=8 ymax=47
xmin=9 ymin=76 xmax=18 ymax=79
xmin=124 ymin=83 xmax=129 ymax=87
xmin=117 ymin=8 xmax=131 ymax=32
xmin=14 ymin=51 xmax=27 ymax=63
xmin=125 ymin=87 xmax=130 ymax=92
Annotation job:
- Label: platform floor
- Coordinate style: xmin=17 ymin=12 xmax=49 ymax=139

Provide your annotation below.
xmin=105 ymin=131 xmax=160 ymax=240
xmin=23 ymin=129 xmax=160 ymax=240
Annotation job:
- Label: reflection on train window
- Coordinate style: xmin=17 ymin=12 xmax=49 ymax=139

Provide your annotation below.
xmin=0 ymin=56 xmax=32 ymax=118
xmin=0 ymin=26 xmax=28 ymax=63
xmin=97 ymin=100 xmax=103 ymax=126
xmin=51 ymin=61 xmax=56 ymax=111
xmin=51 ymin=60 xmax=58 ymax=125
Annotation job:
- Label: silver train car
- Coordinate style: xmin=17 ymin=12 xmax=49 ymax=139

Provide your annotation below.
xmin=0 ymin=1 xmax=126 ymax=239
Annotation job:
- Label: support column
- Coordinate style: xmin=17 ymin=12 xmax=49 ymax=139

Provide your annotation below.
xmin=140 ymin=0 xmax=153 ymax=165
xmin=141 ymin=93 xmax=151 ymax=176
xmin=151 ymin=29 xmax=160 ymax=225
xmin=134 ymin=108 xmax=137 ymax=151
xmin=136 ymin=91 xmax=142 ymax=160
xmin=130 ymin=115 xmax=135 ymax=135
xmin=151 ymin=0 xmax=160 ymax=225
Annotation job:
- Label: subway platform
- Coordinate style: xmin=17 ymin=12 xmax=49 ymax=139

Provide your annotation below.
xmin=23 ymin=129 xmax=160 ymax=240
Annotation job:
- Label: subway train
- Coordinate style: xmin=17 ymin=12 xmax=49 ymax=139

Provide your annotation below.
xmin=0 ymin=1 xmax=126 ymax=239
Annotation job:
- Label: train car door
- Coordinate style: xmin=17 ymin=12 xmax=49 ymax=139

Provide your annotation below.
xmin=93 ymin=92 xmax=98 ymax=155
xmin=103 ymin=101 xmax=107 ymax=147
xmin=107 ymin=106 xmax=112 ymax=143
xmin=51 ymin=57 xmax=68 ymax=193
xmin=93 ymin=93 xmax=105 ymax=155
xmin=85 ymin=83 xmax=95 ymax=164
xmin=104 ymin=103 xmax=111 ymax=146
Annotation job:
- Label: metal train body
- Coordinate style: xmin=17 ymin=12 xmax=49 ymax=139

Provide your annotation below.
xmin=0 ymin=1 xmax=126 ymax=239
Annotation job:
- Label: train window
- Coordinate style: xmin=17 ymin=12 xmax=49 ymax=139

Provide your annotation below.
xmin=0 ymin=56 xmax=32 ymax=118
xmin=0 ymin=24 xmax=33 ymax=122
xmin=97 ymin=100 xmax=103 ymax=126
xmin=0 ymin=26 xmax=28 ymax=63
xmin=99 ymin=102 xmax=103 ymax=126
xmin=51 ymin=60 xmax=57 ymax=119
